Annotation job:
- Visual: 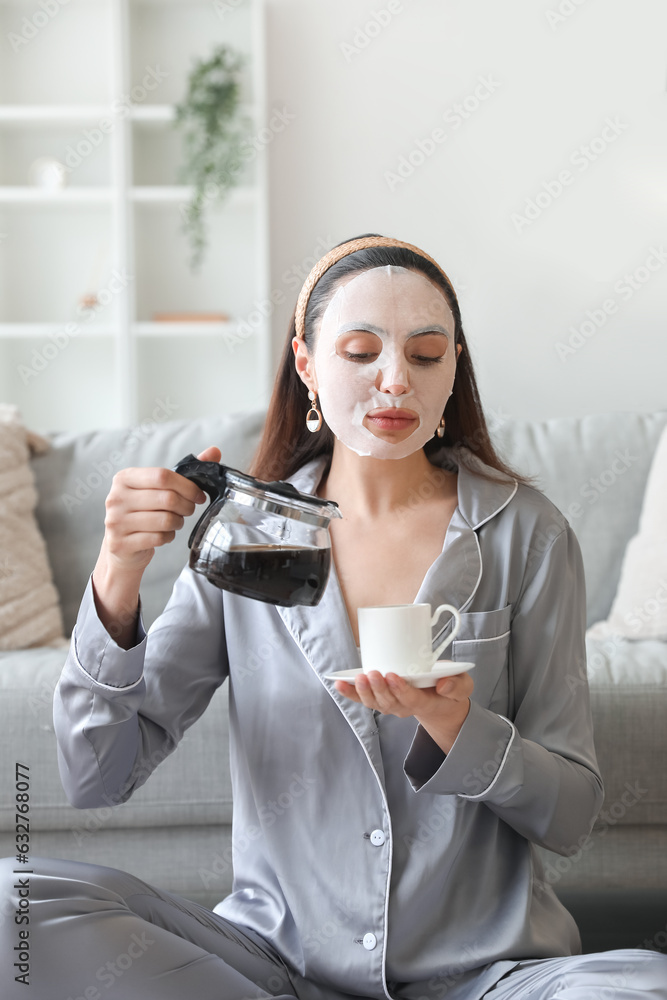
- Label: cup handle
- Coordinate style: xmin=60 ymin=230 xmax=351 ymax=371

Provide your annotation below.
xmin=430 ymin=604 xmax=461 ymax=662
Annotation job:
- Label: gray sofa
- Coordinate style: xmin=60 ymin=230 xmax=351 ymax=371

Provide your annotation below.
xmin=1 ymin=408 xmax=666 ymax=953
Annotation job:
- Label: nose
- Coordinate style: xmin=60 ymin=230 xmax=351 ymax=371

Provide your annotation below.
xmin=375 ymin=356 xmax=410 ymax=395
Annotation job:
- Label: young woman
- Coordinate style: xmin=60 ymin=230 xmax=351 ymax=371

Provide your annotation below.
xmin=2 ymin=235 xmax=665 ymax=1000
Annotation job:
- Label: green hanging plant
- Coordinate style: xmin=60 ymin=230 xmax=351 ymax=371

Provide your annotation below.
xmin=174 ymin=45 xmax=252 ymax=271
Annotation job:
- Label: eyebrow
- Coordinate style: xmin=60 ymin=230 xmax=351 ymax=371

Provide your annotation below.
xmin=335 ymin=322 xmax=451 ymax=338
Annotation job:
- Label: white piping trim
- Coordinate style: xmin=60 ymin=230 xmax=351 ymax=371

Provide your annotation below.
xmin=430 ymin=529 xmax=484 ymax=648
xmin=431 ymin=478 xmax=517 ymax=649
xmin=472 ymin=480 xmax=518 ymax=531
xmin=71 ymin=634 xmax=144 ymax=692
xmin=453 ymin=629 xmax=511 ymax=645
xmin=83 ymin=671 xmax=144 ymax=693
xmin=458 ymin=715 xmax=516 ymax=801
xmin=460 ymin=529 xmax=484 ymax=614
xmin=277 ymin=608 xmax=394 ymax=985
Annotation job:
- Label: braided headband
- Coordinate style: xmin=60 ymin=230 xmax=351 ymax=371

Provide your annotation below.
xmin=294 ymin=236 xmax=455 ymax=340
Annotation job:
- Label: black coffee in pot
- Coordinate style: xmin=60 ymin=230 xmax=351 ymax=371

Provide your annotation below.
xmin=192 ymin=543 xmax=330 ymax=607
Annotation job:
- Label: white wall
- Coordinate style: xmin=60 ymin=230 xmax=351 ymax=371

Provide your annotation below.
xmin=264 ymin=0 xmax=667 ymax=421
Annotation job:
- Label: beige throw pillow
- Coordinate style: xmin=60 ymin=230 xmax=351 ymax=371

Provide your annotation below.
xmin=0 ymin=404 xmax=67 ymax=649
xmin=589 ymin=424 xmax=667 ymax=641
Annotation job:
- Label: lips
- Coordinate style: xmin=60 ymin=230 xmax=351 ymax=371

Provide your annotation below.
xmin=366 ymin=408 xmax=419 ymax=431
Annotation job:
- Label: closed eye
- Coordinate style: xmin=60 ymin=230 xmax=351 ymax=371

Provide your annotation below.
xmin=342 ymin=352 xmax=379 ymax=362
xmin=343 ymin=352 xmax=444 ymax=366
xmin=411 ymin=355 xmax=444 ymax=366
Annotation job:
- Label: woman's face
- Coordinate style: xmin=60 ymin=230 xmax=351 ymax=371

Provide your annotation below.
xmin=303 ymin=266 xmax=459 ymax=460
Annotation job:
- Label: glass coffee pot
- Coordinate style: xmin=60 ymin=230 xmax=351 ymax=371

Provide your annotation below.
xmin=173 ymin=454 xmax=342 ymax=607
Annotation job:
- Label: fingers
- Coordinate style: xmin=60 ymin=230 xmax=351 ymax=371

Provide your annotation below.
xmin=334 ymin=680 xmax=361 ymax=701
xmin=335 ymin=672 xmax=421 ymax=718
xmin=196 ymin=446 xmax=222 ymax=463
xmin=109 ymin=486 xmax=203 ymax=517
xmin=115 ymin=466 xmax=206 ymax=507
xmin=354 ymin=673 xmax=382 ymax=711
xmin=106 ymin=530 xmax=177 ymax=555
xmin=102 ymin=462 xmax=213 ymax=572
xmin=334 ymin=675 xmax=382 ymax=708
xmin=365 ymin=672 xmax=419 ymax=715
xmin=335 ymin=671 xmax=474 ymax=721
xmin=108 ymin=510 xmax=186 ymax=534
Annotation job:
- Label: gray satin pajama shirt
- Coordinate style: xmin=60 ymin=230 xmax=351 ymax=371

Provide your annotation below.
xmin=2 ymin=446 xmax=666 ymax=999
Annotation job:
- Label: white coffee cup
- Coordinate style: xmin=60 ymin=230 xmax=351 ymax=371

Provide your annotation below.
xmin=358 ymin=603 xmax=461 ymax=676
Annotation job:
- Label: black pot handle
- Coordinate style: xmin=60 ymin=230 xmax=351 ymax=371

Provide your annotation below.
xmin=173 ymin=454 xmax=230 ymax=549
xmin=172 ymin=453 xmax=229 ymax=503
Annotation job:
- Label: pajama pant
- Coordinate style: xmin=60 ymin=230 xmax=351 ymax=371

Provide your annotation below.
xmin=1 ymin=856 xmax=666 ymax=1000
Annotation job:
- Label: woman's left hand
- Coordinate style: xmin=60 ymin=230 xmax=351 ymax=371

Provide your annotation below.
xmin=335 ymin=671 xmax=474 ymax=754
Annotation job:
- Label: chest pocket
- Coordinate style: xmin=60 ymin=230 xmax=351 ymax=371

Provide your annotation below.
xmin=449 ymin=604 xmax=512 ymax=716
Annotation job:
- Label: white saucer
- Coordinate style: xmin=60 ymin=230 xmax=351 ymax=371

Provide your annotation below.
xmin=326 ymin=661 xmax=475 ymax=689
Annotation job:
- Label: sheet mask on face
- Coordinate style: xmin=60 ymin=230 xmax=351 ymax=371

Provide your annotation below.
xmin=312 ymin=266 xmax=458 ymax=459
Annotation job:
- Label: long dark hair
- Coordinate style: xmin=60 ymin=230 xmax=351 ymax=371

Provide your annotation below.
xmin=250 ymin=234 xmax=526 ymax=485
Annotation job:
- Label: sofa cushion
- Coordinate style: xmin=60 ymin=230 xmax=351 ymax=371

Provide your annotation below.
xmin=537 ymin=826 xmax=667 ymax=891
xmin=491 ymin=410 xmax=667 ymax=627
xmin=590 ymin=424 xmax=667 ymax=640
xmin=0 ymin=405 xmax=66 ymax=649
xmin=30 ymin=410 xmax=266 ymax=634
xmin=585 ymin=632 xmax=667 ymax=827
xmin=0 ymin=646 xmax=233 ymax=838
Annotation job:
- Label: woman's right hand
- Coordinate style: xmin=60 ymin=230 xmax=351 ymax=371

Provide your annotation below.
xmin=100 ymin=445 xmax=222 ymax=575
xmin=91 ymin=446 xmax=221 ymax=648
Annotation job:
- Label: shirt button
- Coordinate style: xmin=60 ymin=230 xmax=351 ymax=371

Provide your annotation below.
xmin=363 ymin=932 xmax=377 ymax=950
xmin=370 ymin=829 xmax=386 ymax=846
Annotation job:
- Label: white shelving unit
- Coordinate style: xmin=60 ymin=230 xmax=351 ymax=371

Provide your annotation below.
xmin=0 ymin=0 xmax=270 ymax=433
